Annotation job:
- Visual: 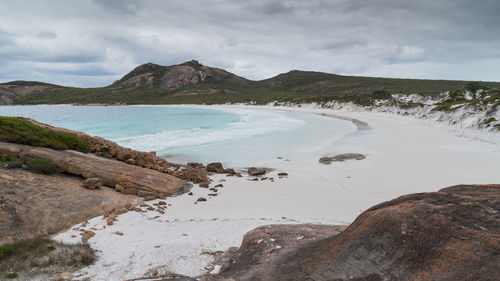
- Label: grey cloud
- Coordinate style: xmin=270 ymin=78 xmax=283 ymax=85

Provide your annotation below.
xmin=38 ymin=31 xmax=57 ymax=39
xmin=0 ymin=0 xmax=499 ymax=87
xmin=92 ymin=0 xmax=143 ymax=15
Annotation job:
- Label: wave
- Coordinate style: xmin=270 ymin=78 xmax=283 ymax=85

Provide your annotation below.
xmin=114 ymin=108 xmax=306 ymax=152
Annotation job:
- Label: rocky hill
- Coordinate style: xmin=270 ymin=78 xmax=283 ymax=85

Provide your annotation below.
xmin=3 ymin=60 xmax=500 ymax=106
xmin=111 ymin=60 xmax=249 ymax=90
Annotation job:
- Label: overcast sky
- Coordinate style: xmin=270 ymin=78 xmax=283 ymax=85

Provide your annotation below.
xmin=0 ymin=0 xmax=499 ymax=87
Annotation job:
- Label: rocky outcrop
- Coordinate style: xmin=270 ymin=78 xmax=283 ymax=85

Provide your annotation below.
xmin=213 ymin=184 xmax=500 ymax=281
xmin=0 ymin=142 xmax=185 ymax=198
xmin=113 ymin=60 xmax=249 ymax=91
xmin=21 ymin=117 xmax=208 ymax=184
xmin=319 ymin=153 xmax=366 ymax=164
xmin=0 ymin=169 xmax=140 ymax=244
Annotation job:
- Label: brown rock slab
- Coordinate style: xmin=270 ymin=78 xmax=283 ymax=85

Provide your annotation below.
xmin=216 ymin=184 xmax=500 ymax=281
xmin=0 ymin=169 xmax=139 ymax=244
xmin=0 ymin=142 xmax=185 ymax=198
xmin=196 ymin=197 xmax=207 ymax=202
xmin=319 ymin=153 xmax=366 ymax=164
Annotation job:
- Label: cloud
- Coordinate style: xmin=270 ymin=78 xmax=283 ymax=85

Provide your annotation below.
xmin=0 ymin=0 xmax=498 ymax=87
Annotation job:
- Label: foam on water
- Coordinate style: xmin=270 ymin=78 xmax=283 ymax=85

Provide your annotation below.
xmin=116 ymin=108 xmax=305 ymax=151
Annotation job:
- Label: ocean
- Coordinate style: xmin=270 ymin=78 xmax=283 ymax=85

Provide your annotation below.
xmin=0 ymin=105 xmax=356 ymax=167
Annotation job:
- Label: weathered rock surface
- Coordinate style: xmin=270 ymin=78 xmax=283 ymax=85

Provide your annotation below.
xmin=22 ymin=117 xmax=208 ymax=184
xmin=0 ymin=169 xmax=139 ymax=244
xmin=319 ymin=153 xmax=366 ymax=164
xmin=0 ymin=142 xmax=185 ymax=198
xmin=214 ymin=184 xmax=500 ymax=281
xmin=247 ymin=167 xmax=266 ymax=176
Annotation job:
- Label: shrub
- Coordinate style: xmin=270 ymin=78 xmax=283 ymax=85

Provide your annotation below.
xmin=371 ymin=89 xmax=391 ymax=99
xmin=0 ymin=246 xmax=12 ymax=260
xmin=485 ymin=117 xmax=496 ymax=125
xmin=0 ymin=116 xmax=91 ymax=153
xmin=25 ymin=158 xmax=58 ymax=174
xmin=5 ymin=273 xmax=18 ymax=278
xmin=465 ymin=82 xmax=482 ymax=93
xmin=0 ymin=153 xmax=8 ymax=163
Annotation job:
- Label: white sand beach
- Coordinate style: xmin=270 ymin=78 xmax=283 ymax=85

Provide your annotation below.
xmin=55 ymin=106 xmax=500 ymax=280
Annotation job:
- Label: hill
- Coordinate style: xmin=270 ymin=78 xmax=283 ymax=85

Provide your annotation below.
xmin=2 ymin=60 xmax=500 ymax=105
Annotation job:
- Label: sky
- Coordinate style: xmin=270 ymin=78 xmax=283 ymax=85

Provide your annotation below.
xmin=0 ymin=0 xmax=499 ymax=87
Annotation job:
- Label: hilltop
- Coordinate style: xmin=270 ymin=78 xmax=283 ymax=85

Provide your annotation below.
xmin=2 ymin=60 xmax=500 ymax=105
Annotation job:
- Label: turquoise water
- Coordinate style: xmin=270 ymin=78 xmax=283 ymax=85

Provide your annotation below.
xmin=0 ymin=105 xmax=355 ymax=167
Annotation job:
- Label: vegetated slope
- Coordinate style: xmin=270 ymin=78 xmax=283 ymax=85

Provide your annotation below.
xmin=7 ymin=60 xmax=500 ymax=105
xmin=0 ymin=81 xmax=62 ymax=105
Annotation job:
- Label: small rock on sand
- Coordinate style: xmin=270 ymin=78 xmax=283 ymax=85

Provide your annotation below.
xmin=81 ymin=230 xmax=95 ymax=243
xmin=248 ymin=167 xmax=267 ymax=176
xmin=207 ymin=162 xmax=224 ymax=173
xmin=196 ymin=197 xmax=207 ymax=202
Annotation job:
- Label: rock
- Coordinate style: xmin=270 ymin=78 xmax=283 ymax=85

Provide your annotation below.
xmin=196 ymin=197 xmax=207 ymax=202
xmin=188 ymin=192 xmax=193 ymax=195
xmin=115 ymin=231 xmax=124 ymax=236
xmin=82 ymin=177 xmax=102 ymax=189
xmin=16 ymin=118 xmax=209 ymax=184
xmin=249 ymin=178 xmax=259 ymax=181
xmin=144 ymin=195 xmax=156 ymax=201
xmin=0 ymin=142 xmax=185 ymax=198
xmin=81 ymin=230 xmax=95 ymax=243
xmin=248 ymin=167 xmax=266 ymax=176
xmin=106 ymin=219 xmax=114 ymax=226
xmin=113 ymin=208 xmax=128 ymax=215
xmin=158 ymin=201 xmax=167 ymax=205
xmin=217 ymin=184 xmax=500 ymax=281
xmin=53 ymin=272 xmax=73 ymax=281
xmin=199 ymin=182 xmax=209 ymax=188
xmin=319 ymin=153 xmax=366 ymax=164
xmin=115 ymin=184 xmax=124 ymax=192
xmin=124 ymin=202 xmax=133 ymax=210
xmin=224 ymin=168 xmax=236 ymax=174
xmin=0 ymin=169 xmax=138 ymax=244
xmin=207 ymin=162 xmax=225 ymax=173
xmin=138 ymin=190 xmax=154 ymax=197
xmin=121 ymin=187 xmax=138 ymax=195
xmin=102 ymin=204 xmax=115 ymax=214
xmin=277 ymin=172 xmax=288 ymax=177
xmin=215 ymin=184 xmax=223 ymax=188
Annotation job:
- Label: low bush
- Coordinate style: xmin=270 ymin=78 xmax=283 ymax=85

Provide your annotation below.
xmin=0 ymin=116 xmax=91 ymax=153
xmin=25 ymin=158 xmax=58 ymax=174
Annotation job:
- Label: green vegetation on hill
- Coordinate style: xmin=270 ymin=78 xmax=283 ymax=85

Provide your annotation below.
xmin=0 ymin=117 xmax=90 ymax=152
xmin=4 ymin=61 xmax=500 ymax=105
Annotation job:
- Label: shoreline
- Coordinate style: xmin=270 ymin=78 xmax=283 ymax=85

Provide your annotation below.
xmin=52 ymin=104 xmax=500 ymax=280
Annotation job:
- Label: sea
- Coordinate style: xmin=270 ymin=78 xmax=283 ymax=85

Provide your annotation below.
xmin=0 ymin=105 xmax=356 ymax=168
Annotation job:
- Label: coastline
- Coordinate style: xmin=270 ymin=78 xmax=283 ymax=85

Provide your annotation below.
xmin=52 ymin=104 xmax=500 ymax=280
